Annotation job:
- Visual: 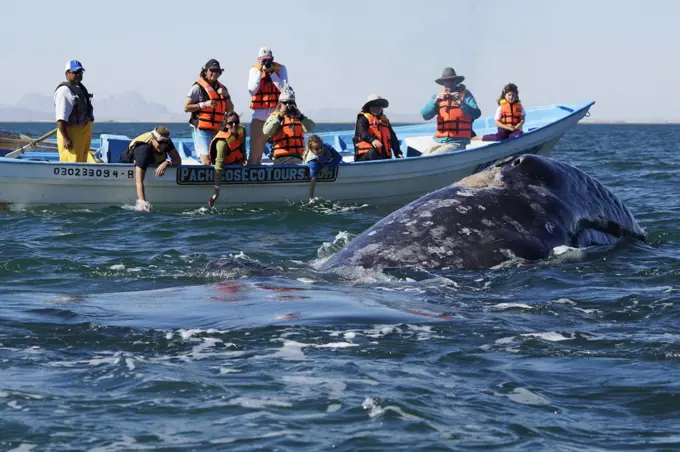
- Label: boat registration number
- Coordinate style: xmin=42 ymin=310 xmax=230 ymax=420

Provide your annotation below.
xmin=53 ymin=168 xmax=134 ymax=179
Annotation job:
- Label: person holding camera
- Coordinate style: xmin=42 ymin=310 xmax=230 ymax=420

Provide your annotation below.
xmin=248 ymin=47 xmax=288 ymax=166
xmin=420 ymin=67 xmax=481 ymax=155
xmin=184 ymin=59 xmax=234 ymax=165
xmin=262 ymin=84 xmax=315 ymax=165
xmin=353 ymin=94 xmax=403 ymax=161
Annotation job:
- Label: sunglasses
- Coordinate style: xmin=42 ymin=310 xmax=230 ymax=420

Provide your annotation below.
xmin=227 ymin=120 xmax=239 ymax=126
xmin=281 ymin=101 xmax=295 ymax=105
xmin=207 ymin=68 xmax=223 ymax=74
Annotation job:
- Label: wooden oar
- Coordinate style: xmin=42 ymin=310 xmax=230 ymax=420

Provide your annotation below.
xmin=5 ymin=128 xmax=58 ymax=159
xmin=0 ymin=136 xmax=60 ymax=151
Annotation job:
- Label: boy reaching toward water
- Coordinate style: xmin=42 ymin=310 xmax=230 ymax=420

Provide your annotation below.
xmin=303 ymin=135 xmax=342 ymax=202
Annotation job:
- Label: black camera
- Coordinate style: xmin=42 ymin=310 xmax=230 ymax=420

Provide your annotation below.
xmin=262 ymin=59 xmax=273 ymax=69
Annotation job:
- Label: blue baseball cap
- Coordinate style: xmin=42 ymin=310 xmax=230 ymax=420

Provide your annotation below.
xmin=65 ymin=60 xmax=85 ymax=72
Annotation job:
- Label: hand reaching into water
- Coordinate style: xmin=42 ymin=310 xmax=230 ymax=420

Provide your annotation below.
xmin=136 ymin=199 xmax=151 ymax=212
xmin=209 ymin=193 xmax=218 ymax=208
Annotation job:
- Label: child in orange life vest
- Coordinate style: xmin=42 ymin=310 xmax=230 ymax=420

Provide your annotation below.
xmin=475 ymin=83 xmax=525 ymax=142
xmin=303 ymin=135 xmax=342 ymax=202
xmin=208 ymin=112 xmax=247 ymax=208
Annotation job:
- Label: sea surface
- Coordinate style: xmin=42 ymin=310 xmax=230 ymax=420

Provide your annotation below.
xmin=1 ymin=122 xmax=679 ymax=451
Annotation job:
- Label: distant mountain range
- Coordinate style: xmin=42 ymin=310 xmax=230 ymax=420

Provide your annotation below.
xmin=0 ymin=91 xmax=186 ymax=122
xmin=0 ymin=91 xmax=426 ymax=124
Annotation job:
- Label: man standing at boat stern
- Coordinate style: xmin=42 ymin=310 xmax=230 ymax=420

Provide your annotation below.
xmin=420 ymin=67 xmax=481 ymax=155
xmin=54 ymin=60 xmax=95 ymax=163
xmin=248 ymin=46 xmax=288 ymax=165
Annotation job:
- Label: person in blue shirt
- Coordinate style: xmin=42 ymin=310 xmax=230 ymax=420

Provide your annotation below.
xmin=420 ymin=67 xmax=482 ymax=155
xmin=303 ymin=135 xmax=342 ymax=201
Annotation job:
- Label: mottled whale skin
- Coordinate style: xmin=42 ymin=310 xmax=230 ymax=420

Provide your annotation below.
xmin=320 ymin=154 xmax=645 ymax=270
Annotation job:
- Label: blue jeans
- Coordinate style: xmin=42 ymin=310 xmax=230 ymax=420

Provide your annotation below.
xmin=191 ymin=126 xmax=217 ymax=157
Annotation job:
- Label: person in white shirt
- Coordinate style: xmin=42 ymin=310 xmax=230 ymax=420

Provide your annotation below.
xmin=247 ymin=47 xmax=288 ymax=165
xmin=54 ymin=60 xmax=95 ymax=162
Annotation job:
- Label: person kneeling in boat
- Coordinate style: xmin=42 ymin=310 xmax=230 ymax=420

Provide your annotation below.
xmin=303 ymin=135 xmax=342 ymax=201
xmin=420 ymin=67 xmax=481 ymax=155
xmin=262 ymin=84 xmax=315 ymax=165
xmin=119 ymin=126 xmax=182 ymax=211
xmin=208 ymin=112 xmax=247 ymax=208
xmin=472 ymin=83 xmax=525 ymax=142
xmin=353 ymin=95 xmax=403 ymax=161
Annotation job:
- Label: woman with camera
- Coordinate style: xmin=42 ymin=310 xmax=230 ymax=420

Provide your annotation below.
xmin=262 ymin=84 xmax=315 ymax=165
xmin=248 ymin=47 xmax=289 ymax=166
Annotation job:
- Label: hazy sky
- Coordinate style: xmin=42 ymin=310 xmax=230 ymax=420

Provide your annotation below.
xmin=2 ymin=0 xmax=677 ymax=120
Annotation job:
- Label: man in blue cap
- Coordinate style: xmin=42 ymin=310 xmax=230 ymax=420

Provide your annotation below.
xmin=54 ymin=60 xmax=95 ymax=162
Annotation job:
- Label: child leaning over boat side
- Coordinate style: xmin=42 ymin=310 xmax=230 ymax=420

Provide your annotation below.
xmin=303 ymin=135 xmax=342 ymax=202
xmin=472 ymin=83 xmax=525 ymax=142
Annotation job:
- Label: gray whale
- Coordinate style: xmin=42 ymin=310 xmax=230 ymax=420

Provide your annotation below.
xmin=320 ymin=154 xmax=645 ymax=270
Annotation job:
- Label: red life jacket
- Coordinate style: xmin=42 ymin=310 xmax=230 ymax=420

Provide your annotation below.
xmin=250 ymin=63 xmax=282 ymax=110
xmin=209 ymin=125 xmax=246 ymax=165
xmin=192 ymin=78 xmax=229 ymax=130
xmin=499 ymin=99 xmax=523 ymax=129
xmin=435 ymin=89 xmax=473 ymax=139
xmin=271 ymin=116 xmax=305 ymax=159
xmin=353 ymin=112 xmax=392 ymax=158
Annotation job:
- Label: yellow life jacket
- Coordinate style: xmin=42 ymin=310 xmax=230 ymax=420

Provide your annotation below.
xmin=128 ymin=132 xmax=167 ymax=164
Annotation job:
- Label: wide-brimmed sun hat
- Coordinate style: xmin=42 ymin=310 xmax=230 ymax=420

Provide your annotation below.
xmin=435 ymin=67 xmax=465 ymax=86
xmin=362 ymin=94 xmax=389 ymax=110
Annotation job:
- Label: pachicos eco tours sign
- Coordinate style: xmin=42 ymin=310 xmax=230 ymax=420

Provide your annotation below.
xmin=176 ymin=166 xmax=339 ymax=185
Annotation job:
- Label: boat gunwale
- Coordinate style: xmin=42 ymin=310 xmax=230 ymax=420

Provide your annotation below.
xmin=0 ymin=101 xmax=594 ymax=169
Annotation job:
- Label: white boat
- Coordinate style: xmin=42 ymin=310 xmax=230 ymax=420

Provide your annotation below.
xmin=0 ymin=101 xmax=594 ymax=211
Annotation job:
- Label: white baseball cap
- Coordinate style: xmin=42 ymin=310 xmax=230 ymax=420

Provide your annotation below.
xmin=258 ymin=47 xmax=273 ymax=60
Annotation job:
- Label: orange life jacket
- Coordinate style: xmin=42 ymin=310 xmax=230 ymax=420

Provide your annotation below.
xmin=435 ymin=89 xmax=473 ymax=139
xmin=209 ymin=125 xmax=246 ymax=165
xmin=499 ymin=99 xmax=523 ymax=129
xmin=193 ymin=78 xmax=229 ymax=130
xmin=250 ymin=63 xmax=282 ymax=110
xmin=353 ymin=112 xmax=392 ymax=158
xmin=271 ymin=116 xmax=305 ymax=159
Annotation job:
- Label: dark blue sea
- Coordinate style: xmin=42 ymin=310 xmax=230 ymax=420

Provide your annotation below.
xmin=1 ymin=122 xmax=679 ymax=451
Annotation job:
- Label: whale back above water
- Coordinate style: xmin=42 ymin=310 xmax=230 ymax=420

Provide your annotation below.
xmin=320 ymin=154 xmax=646 ymax=270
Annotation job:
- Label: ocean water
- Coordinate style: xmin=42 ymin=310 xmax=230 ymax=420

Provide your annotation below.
xmin=1 ymin=123 xmax=679 ymax=451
